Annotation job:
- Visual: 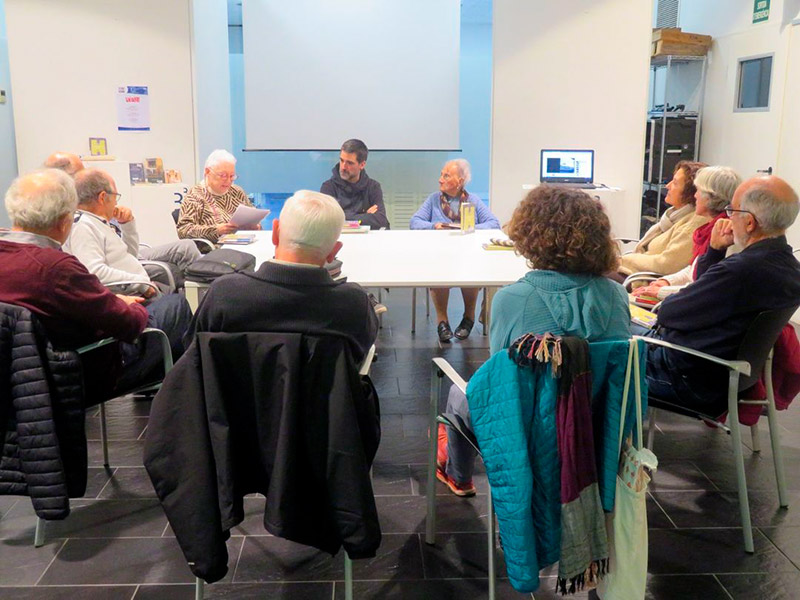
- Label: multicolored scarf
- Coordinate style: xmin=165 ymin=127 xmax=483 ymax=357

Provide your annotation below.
xmin=510 ymin=333 xmax=608 ymax=594
xmin=439 ymin=189 xmax=469 ymax=222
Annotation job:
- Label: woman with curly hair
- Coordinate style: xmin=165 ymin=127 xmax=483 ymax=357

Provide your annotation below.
xmin=617 ymin=160 xmax=708 ymax=278
xmin=435 ymin=186 xmax=631 ymax=497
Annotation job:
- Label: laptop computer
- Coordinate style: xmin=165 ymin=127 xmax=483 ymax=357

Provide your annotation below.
xmin=539 ymin=149 xmax=596 ymax=188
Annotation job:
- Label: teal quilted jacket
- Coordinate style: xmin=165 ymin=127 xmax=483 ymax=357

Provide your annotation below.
xmin=466 ymin=338 xmax=647 ymax=592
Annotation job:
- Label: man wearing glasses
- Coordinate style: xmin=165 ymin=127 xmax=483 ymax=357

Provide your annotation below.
xmin=177 ymin=149 xmax=257 ymax=243
xmin=65 ymin=169 xmax=201 ymax=297
xmin=642 ymin=175 xmax=800 ymax=416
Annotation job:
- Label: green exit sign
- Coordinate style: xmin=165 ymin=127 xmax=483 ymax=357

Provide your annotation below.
xmin=753 ymin=0 xmax=770 ymax=23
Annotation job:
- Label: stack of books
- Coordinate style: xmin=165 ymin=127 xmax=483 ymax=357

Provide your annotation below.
xmin=219 ymin=233 xmax=256 ymax=245
xmin=482 ymin=238 xmax=515 ymax=251
xmin=342 ymin=221 xmax=369 ymax=234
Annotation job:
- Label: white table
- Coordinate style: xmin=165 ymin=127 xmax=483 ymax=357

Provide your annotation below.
xmin=185 ymin=229 xmax=531 ymax=332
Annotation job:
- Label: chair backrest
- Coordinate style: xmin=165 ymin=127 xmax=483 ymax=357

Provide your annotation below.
xmin=737 ymin=305 xmax=799 ymax=391
xmin=171 ymin=207 xmax=180 ymax=224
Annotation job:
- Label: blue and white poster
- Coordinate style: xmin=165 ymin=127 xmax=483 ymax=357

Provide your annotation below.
xmin=116 ymin=86 xmax=150 ymax=131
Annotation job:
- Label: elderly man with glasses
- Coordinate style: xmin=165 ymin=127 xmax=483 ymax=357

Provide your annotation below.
xmin=64 ymin=168 xmax=201 ymax=296
xmin=176 ymin=149 xmax=258 ymax=243
xmin=640 ymin=175 xmax=800 ymax=416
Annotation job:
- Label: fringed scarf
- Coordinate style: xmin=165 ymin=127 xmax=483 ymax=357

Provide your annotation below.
xmin=439 ymin=189 xmax=469 ymax=222
xmin=509 ymin=333 xmax=609 ymax=595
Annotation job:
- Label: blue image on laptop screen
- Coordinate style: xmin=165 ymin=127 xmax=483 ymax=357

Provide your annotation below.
xmin=540 ymin=149 xmax=595 ymax=184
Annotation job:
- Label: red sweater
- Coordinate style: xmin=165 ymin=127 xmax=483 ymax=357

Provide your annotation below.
xmin=0 ymin=239 xmax=148 ymax=349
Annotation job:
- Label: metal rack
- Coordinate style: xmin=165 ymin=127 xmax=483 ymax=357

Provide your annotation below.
xmin=641 ymin=54 xmax=708 ymax=234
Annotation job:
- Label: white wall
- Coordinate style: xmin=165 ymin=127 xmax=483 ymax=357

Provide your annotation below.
xmin=683 ymin=0 xmax=800 ymax=249
xmin=191 ymin=0 xmax=232 ymax=170
xmin=0 ymin=0 xmax=17 ymax=227
xmin=490 ymin=0 xmax=653 ymax=238
xmin=5 ymin=0 xmax=197 ymax=180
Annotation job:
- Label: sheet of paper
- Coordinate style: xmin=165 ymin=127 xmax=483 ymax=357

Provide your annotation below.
xmin=230 ymin=205 xmax=270 ymax=227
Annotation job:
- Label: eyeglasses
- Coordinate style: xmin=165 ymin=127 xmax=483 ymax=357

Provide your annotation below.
xmin=106 ymin=191 xmax=122 ymax=200
xmin=724 ymin=204 xmax=755 ymax=218
xmin=208 ymin=169 xmax=238 ymax=182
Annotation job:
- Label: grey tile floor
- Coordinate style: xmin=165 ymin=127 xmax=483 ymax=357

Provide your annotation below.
xmin=2 ymin=289 xmax=800 ymax=598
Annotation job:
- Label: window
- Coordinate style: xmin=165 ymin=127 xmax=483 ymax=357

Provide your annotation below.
xmin=736 ymin=54 xmax=773 ymax=111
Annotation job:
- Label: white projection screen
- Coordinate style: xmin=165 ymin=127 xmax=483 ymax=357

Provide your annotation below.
xmin=242 ymin=0 xmax=460 ymax=150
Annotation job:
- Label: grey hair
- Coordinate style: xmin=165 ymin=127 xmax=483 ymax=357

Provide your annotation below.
xmin=446 ymin=159 xmax=472 ymax=185
xmin=75 ymin=169 xmax=114 ymax=205
xmin=694 ymin=166 xmax=742 ymax=214
xmin=278 ymin=190 xmax=345 ymax=258
xmin=4 ymin=169 xmax=78 ymax=230
xmin=205 ymin=149 xmax=236 ymax=170
xmin=740 ymin=183 xmax=800 ymax=234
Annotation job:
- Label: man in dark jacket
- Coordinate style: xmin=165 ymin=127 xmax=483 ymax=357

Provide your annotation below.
xmin=320 ymin=138 xmax=389 ymax=230
xmin=190 ymin=189 xmax=378 ymax=362
xmin=646 ymin=175 xmax=800 ymax=415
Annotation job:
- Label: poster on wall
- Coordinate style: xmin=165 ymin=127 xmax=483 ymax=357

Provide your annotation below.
xmin=116 ymin=86 xmax=150 ymax=131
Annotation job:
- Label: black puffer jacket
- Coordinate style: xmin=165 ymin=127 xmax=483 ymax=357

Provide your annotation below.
xmin=145 ymin=332 xmax=381 ymax=583
xmin=0 ymin=302 xmax=87 ymax=519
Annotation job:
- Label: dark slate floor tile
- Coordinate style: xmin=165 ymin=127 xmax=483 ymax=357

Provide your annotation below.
xmin=652 ymin=489 xmax=800 ymax=528
xmin=643 ymin=574 xmax=730 ymax=600
xmin=401 ymin=414 xmax=430 ymax=437
xmin=645 ymin=493 xmax=676 ymax=529
xmin=379 ymin=395 xmax=432 ymax=416
xmin=350 ymin=533 xmax=424 ymax=580
xmin=696 ymin=455 xmax=800 ymax=492
xmin=0 ymin=538 xmax=66 ymax=585
xmin=84 ymin=467 xmax=116 ymax=498
xmin=333 ymin=578 xmax=526 ymax=599
xmin=0 ymin=496 xmax=19 ymax=519
xmin=4 ymin=499 xmax=169 ymax=540
xmin=760 ymin=526 xmax=800 ymax=567
xmin=230 ymin=497 xmax=267 ymax=536
xmin=376 ymin=494 xmax=489 ymax=535
xmin=648 ymin=528 xmax=797 ymax=574
xmin=717 ymin=571 xmax=800 ymax=599
xmin=134 ymin=582 xmax=333 ymax=600
xmin=380 ymin=414 xmax=404 ymax=437
xmin=88 ymin=440 xmax=146 ymax=468
xmin=100 ymin=397 xmax=154 ymax=418
xmin=420 ymin=532 xmax=506 ymax=580
xmin=371 ymin=464 xmax=413 ymax=496
xmin=0 ymin=586 xmax=135 ymax=600
xmin=374 ymin=436 xmax=430 ymax=465
xmin=649 ymin=460 xmax=717 ymax=491
xmin=86 ymin=416 xmax=149 ymax=441
xmin=233 ymin=536 xmax=344 ymax=582
xmin=97 ymin=467 xmax=158 ymax=499
xmin=373 ymin=377 xmax=400 ymax=399
xmin=38 ymin=537 xmax=198 ymax=585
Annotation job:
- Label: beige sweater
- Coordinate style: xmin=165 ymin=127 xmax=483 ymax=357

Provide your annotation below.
xmin=619 ymin=210 xmax=709 ymax=276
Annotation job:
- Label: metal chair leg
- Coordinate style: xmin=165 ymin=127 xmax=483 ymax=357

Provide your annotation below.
xmin=425 ymin=362 xmax=443 ymax=545
xmin=728 ymin=370 xmax=754 ymax=553
xmin=411 ymin=288 xmax=417 ymax=334
xmin=750 ymin=423 xmax=761 ymax=453
xmin=34 ymin=516 xmax=45 ymax=547
xmin=764 ymin=353 xmax=789 ymax=507
xmin=99 ymin=402 xmax=110 ymax=467
xmin=344 ymin=553 xmax=353 ymax=600
xmin=487 ymin=489 xmax=496 ymax=600
xmin=426 ymin=287 xmax=430 ymax=317
xmin=646 ymin=407 xmax=657 ymax=451
xmin=195 ymin=576 xmax=204 ymax=600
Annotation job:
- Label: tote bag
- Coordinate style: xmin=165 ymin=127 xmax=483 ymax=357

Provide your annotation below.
xmin=597 ymin=339 xmax=658 ymax=600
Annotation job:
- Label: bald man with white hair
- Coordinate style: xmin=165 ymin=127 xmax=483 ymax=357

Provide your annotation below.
xmin=44 ymin=151 xmax=84 ymax=176
xmin=189 ymin=190 xmax=377 ymax=362
xmin=643 ymin=175 xmax=800 ymax=416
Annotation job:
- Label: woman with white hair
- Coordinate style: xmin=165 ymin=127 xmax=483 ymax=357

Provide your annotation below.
xmin=410 ymin=159 xmax=500 ymax=343
xmin=633 ymin=165 xmax=742 ymax=300
xmin=176 ymin=149 xmax=256 ymax=243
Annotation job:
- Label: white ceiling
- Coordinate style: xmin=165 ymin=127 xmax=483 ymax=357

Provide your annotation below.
xmin=226 ymin=1 xmax=491 ymax=27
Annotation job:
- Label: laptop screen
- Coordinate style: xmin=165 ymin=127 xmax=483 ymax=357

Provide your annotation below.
xmin=539 ymin=149 xmax=595 ymax=184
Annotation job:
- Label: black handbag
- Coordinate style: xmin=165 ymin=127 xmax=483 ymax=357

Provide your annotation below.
xmin=184 ymin=248 xmax=256 ymax=283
